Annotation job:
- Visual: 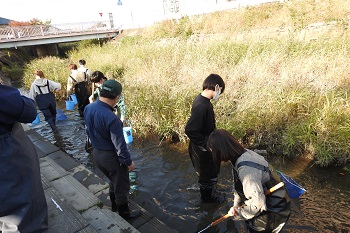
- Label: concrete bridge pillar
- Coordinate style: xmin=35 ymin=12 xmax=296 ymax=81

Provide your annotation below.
xmin=36 ymin=44 xmax=59 ymax=57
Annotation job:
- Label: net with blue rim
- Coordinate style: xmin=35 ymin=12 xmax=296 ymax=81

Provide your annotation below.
xmin=277 ymin=170 xmax=306 ymax=198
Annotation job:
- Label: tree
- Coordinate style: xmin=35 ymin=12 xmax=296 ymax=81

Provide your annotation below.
xmin=9 ymin=18 xmax=51 ymax=27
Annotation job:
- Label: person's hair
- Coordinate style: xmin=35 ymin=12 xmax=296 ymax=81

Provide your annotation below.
xmin=202 ymin=74 xmax=225 ymax=94
xmin=34 ymin=69 xmax=45 ymax=78
xmin=79 ymin=59 xmax=86 ymax=65
xmin=91 ymin=71 xmax=107 ymax=83
xmin=100 ymin=89 xmax=119 ymax=99
xmin=69 ymin=64 xmax=77 ymax=70
xmin=207 ymin=129 xmax=245 ymax=164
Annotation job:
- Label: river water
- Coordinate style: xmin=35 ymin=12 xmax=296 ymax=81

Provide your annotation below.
xmin=29 ymin=103 xmax=350 ymax=233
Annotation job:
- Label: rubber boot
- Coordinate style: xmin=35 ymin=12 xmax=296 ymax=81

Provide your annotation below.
xmin=117 ymin=202 xmax=141 ymax=219
xmin=47 ymin=119 xmax=58 ymax=133
xmin=200 ymin=187 xmax=225 ymax=204
xmin=109 ymin=192 xmax=118 ymax=212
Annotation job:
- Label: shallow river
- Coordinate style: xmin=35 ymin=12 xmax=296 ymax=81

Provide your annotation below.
xmin=29 ymin=103 xmax=350 ymax=233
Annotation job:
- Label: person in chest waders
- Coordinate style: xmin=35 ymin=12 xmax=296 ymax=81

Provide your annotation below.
xmin=67 ymin=63 xmax=91 ymax=117
xmin=0 ymin=84 xmax=48 ymax=233
xmin=207 ymin=129 xmax=291 ymax=233
xmin=29 ymin=69 xmax=61 ymax=133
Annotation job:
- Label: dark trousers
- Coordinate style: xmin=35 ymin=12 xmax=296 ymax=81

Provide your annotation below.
xmin=35 ymin=92 xmax=56 ymax=127
xmin=247 ymin=202 xmax=291 ymax=233
xmin=92 ymin=149 xmax=130 ymax=204
xmin=188 ymin=142 xmax=220 ymax=189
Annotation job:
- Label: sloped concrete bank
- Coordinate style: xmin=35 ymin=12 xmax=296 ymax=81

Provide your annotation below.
xmin=23 ymin=124 xmax=177 ymax=233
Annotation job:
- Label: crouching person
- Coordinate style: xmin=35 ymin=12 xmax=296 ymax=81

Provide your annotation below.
xmin=207 ymin=129 xmax=291 ymax=233
xmin=84 ymin=80 xmax=141 ymax=219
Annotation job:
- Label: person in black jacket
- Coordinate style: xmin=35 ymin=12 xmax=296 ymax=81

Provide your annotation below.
xmin=0 ymin=84 xmax=48 ymax=232
xmin=185 ymin=74 xmax=225 ymax=203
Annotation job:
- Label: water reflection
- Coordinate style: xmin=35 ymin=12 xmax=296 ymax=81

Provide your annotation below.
xmin=28 ymin=102 xmax=350 ymax=233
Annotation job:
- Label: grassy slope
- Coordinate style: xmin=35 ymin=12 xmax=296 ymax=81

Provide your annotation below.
xmin=23 ymin=0 xmax=350 ymax=166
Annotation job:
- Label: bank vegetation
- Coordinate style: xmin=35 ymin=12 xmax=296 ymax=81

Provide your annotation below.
xmin=18 ymin=0 xmax=350 ymax=167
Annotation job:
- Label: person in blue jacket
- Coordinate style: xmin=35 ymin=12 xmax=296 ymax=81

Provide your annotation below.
xmin=84 ymin=80 xmax=140 ymax=219
xmin=0 ymin=84 xmax=48 ymax=232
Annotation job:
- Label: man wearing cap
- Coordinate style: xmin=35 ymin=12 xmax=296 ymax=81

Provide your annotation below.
xmin=84 ymin=80 xmax=141 ymax=219
xmin=0 ymin=84 xmax=48 ymax=232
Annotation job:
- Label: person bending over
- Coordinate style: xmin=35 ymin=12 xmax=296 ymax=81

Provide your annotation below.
xmin=207 ymin=129 xmax=291 ymax=233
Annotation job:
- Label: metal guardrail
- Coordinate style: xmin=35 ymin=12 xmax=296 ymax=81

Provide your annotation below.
xmin=0 ymin=21 xmax=120 ymax=41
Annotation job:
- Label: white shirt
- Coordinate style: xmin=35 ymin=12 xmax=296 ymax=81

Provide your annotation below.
xmin=77 ymin=65 xmax=91 ymax=76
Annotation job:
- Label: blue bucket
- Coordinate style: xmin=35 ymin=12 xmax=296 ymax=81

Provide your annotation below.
xmin=277 ymin=171 xmax=306 ymax=198
xmin=32 ymin=114 xmax=40 ymax=124
xmin=123 ymin=126 xmax=133 ymax=144
xmin=70 ymin=94 xmax=78 ymax=104
xmin=66 ymin=100 xmax=75 ymax=110
xmin=123 ymin=120 xmax=133 ymax=144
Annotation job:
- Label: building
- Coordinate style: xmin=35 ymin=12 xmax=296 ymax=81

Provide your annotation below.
xmin=0 ymin=17 xmax=11 ymax=25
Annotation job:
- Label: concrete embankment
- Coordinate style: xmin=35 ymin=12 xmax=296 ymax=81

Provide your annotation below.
xmin=23 ymin=124 xmax=177 ymax=233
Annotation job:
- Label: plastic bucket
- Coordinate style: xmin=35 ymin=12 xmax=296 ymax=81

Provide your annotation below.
xmin=70 ymin=94 xmax=78 ymax=104
xmin=66 ymin=100 xmax=75 ymax=110
xmin=32 ymin=114 xmax=40 ymax=124
xmin=123 ymin=126 xmax=133 ymax=144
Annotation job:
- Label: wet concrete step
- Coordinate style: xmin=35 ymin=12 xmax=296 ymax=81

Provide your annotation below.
xmin=42 ymin=175 xmax=97 ymax=233
xmin=50 ymin=174 xmax=101 ymax=212
xmin=40 ymin=148 xmax=140 ymax=233
xmin=82 ymin=207 xmax=139 ymax=233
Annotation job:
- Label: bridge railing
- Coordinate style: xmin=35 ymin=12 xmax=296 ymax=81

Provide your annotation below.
xmin=0 ymin=21 xmax=121 ymax=41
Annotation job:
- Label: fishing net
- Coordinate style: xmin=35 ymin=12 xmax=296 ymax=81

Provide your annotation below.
xmin=277 ymin=171 xmax=306 ymax=198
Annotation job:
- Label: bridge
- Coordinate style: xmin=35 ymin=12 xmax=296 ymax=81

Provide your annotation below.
xmin=0 ymin=21 xmax=120 ymax=56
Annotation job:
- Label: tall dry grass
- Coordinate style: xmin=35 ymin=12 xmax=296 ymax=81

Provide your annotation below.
xmin=22 ymin=0 xmax=350 ymax=166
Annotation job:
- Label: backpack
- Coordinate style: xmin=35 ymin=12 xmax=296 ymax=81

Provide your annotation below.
xmin=70 ymin=72 xmax=91 ymax=96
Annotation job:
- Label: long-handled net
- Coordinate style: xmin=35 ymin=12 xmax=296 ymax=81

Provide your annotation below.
xmin=277 ymin=171 xmax=306 ymax=198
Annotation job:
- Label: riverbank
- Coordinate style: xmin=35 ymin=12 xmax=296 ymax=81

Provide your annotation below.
xmin=8 ymin=0 xmax=350 ymax=166
xmin=23 ymin=123 xmax=176 ymax=233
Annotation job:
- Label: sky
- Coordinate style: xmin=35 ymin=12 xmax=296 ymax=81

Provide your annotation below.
xmin=0 ymin=0 xmax=272 ymax=28
xmin=0 ymin=0 xmax=163 ymax=27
